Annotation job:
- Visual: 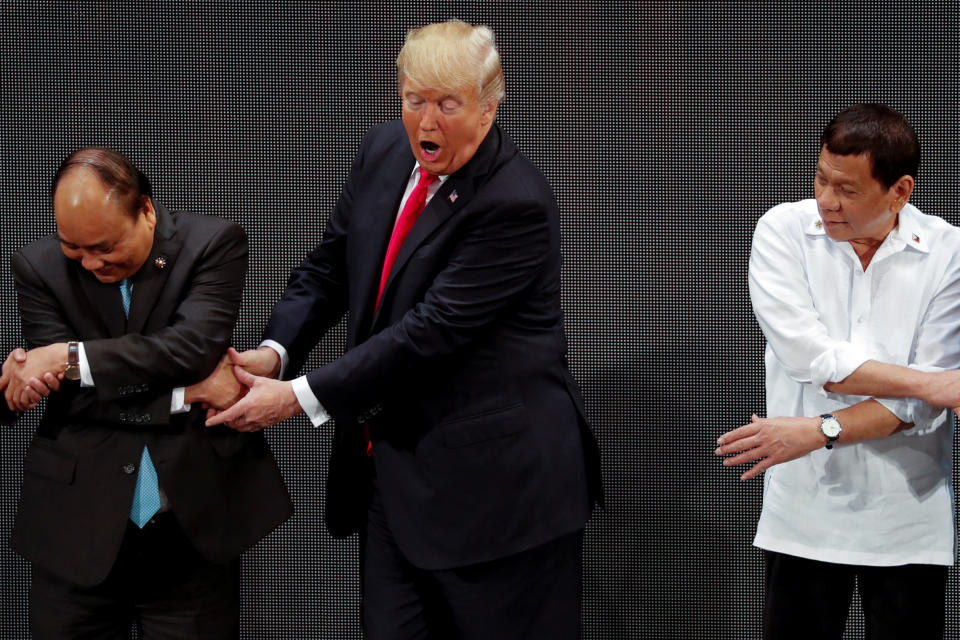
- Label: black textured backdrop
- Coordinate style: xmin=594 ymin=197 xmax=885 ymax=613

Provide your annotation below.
xmin=1 ymin=2 xmax=957 ymax=638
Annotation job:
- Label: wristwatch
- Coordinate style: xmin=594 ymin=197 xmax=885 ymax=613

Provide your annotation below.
xmin=819 ymin=413 xmax=842 ymax=450
xmin=64 ymin=341 xmax=80 ymax=381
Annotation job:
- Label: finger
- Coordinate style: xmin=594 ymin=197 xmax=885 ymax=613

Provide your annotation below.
xmin=12 ymin=348 xmax=27 ymax=363
xmin=741 ymin=457 xmax=775 ymax=481
xmin=42 ymin=372 xmax=61 ymax=392
xmin=227 ymin=347 xmax=245 ymax=366
xmin=716 ymin=434 xmax=762 ymax=456
xmin=716 ymin=422 xmax=760 ymax=446
xmin=27 ymin=377 xmax=52 ymax=397
xmin=22 ymin=387 xmax=42 ymax=406
xmin=233 ymin=365 xmax=257 ymax=387
xmin=722 ymin=446 xmax=767 ymax=467
xmin=206 ymin=401 xmax=244 ymax=427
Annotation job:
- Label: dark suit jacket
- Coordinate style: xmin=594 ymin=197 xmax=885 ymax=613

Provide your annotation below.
xmin=7 ymin=204 xmax=292 ymax=587
xmin=263 ymin=121 xmax=602 ymax=570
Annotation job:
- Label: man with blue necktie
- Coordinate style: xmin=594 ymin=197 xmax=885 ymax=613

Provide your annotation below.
xmin=0 ymin=146 xmax=291 ymax=638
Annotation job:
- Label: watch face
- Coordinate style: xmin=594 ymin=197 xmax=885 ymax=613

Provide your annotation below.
xmin=821 ymin=417 xmax=842 ymax=438
xmin=64 ymin=366 xmax=81 ymax=381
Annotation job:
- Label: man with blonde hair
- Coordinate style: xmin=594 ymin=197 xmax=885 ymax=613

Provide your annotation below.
xmin=208 ymin=19 xmax=601 ymax=639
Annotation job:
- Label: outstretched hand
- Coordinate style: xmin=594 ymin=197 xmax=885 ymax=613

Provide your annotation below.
xmin=205 ymin=366 xmax=302 ymax=432
xmin=715 ymin=414 xmax=824 ymax=481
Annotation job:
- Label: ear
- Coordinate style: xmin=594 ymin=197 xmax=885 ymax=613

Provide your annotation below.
xmin=890 ymin=174 xmax=915 ymax=212
xmin=139 ymin=196 xmax=157 ymax=231
xmin=480 ymin=99 xmax=499 ymax=127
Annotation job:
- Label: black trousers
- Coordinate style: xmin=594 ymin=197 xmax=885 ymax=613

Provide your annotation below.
xmin=361 ymin=484 xmax=584 ymax=640
xmin=31 ymin=513 xmax=239 ymax=640
xmin=764 ymin=550 xmax=947 ymax=640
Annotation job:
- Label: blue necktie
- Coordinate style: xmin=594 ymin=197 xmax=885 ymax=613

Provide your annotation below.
xmin=121 ymin=279 xmax=162 ymax=528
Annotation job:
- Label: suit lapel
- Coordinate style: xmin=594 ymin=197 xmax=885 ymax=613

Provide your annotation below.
xmin=356 ymin=146 xmax=415 ymax=335
xmin=127 ymin=205 xmax=181 ymax=335
xmin=370 ymin=124 xmax=506 ymax=328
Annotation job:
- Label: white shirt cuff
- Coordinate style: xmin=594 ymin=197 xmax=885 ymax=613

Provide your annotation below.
xmin=170 ymin=387 xmax=191 ymax=414
xmin=259 ymin=339 xmax=289 ymax=379
xmin=78 ymin=342 xmax=189 ymax=413
xmin=78 ymin=342 xmax=94 ymax=387
xmin=291 ymin=375 xmax=331 ymax=427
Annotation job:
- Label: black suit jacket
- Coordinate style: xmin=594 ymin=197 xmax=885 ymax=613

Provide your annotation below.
xmin=7 ymin=205 xmax=292 ymax=587
xmin=264 ymin=121 xmax=601 ymax=570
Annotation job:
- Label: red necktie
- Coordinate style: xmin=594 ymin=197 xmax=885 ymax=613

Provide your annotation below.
xmin=375 ymin=168 xmax=438 ymax=310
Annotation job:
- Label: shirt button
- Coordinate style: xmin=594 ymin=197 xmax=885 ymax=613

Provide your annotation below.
xmin=122 ymin=463 xmax=136 ymax=475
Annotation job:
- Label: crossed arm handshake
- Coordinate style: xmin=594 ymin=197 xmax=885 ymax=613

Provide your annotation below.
xmin=0 ymin=343 xmax=303 ymax=432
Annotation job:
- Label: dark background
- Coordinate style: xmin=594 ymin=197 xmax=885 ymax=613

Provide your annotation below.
xmin=1 ymin=2 xmax=957 ymax=638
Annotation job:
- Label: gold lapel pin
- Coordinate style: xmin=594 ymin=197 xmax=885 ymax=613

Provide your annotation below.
xmin=815 ymin=220 xmax=823 ymax=228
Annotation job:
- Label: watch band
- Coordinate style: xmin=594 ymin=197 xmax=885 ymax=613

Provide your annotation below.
xmin=64 ymin=341 xmax=80 ymax=381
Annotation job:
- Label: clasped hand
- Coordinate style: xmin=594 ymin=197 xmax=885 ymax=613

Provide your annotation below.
xmin=202 ymin=347 xmax=302 ymax=432
xmin=714 ymin=414 xmax=824 ymax=481
xmin=0 ymin=344 xmax=68 ymax=412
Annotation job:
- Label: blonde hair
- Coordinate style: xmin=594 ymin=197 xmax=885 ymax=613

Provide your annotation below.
xmin=396 ymin=20 xmax=505 ymax=107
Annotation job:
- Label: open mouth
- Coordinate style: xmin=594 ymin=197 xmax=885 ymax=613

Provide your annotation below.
xmin=420 ymin=141 xmax=440 ymax=162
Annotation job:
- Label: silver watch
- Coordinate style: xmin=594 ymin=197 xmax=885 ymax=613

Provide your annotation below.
xmin=819 ymin=413 xmax=842 ymax=450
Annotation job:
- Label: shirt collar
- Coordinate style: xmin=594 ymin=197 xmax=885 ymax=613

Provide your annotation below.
xmin=804 ymin=203 xmax=930 ymax=254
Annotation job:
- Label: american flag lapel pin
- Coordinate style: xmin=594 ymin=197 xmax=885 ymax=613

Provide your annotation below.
xmin=448 ymin=190 xmax=458 ymax=203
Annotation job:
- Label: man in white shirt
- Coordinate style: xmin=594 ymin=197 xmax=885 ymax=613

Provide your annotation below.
xmin=716 ymin=103 xmax=960 ymax=638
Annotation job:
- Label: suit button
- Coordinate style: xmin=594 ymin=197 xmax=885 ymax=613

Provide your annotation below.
xmin=122 ymin=463 xmax=136 ymax=475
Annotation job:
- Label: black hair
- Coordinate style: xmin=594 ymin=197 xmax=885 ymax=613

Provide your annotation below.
xmin=821 ymin=103 xmax=919 ymax=190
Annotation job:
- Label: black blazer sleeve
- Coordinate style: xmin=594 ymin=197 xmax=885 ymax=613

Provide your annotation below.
xmin=11 ymin=219 xmax=246 ymax=425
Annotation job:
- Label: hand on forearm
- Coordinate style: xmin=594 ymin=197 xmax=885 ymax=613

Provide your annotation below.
xmin=824 ymin=360 xmax=960 ymax=408
xmin=204 ymin=367 xmax=301 ymax=431
xmin=184 ymin=357 xmax=247 ymax=410
xmin=227 ymin=346 xmax=282 ymax=378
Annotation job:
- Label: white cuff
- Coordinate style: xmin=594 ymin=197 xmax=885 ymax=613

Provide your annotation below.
xmin=291 ymin=375 xmax=331 ymax=427
xmin=77 ymin=342 xmax=94 ymax=387
xmin=170 ymin=387 xmax=191 ymax=414
xmin=259 ymin=339 xmax=289 ymax=379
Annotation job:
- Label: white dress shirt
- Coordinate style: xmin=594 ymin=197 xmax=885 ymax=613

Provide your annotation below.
xmin=750 ymin=198 xmax=960 ymax=566
xmin=268 ymin=164 xmax=449 ymax=426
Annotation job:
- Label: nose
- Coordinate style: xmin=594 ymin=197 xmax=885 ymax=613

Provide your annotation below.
xmin=419 ymin=103 xmax=439 ymax=131
xmin=816 ymin=185 xmax=840 ymax=212
xmin=80 ymin=252 xmax=104 ymax=272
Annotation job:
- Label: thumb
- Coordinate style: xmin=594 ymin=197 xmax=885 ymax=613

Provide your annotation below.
xmin=234 ymin=365 xmax=257 ymax=387
xmin=13 ymin=348 xmax=27 ymax=363
xmin=751 ymin=414 xmax=760 ymax=422
xmin=227 ymin=346 xmax=245 ymax=366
